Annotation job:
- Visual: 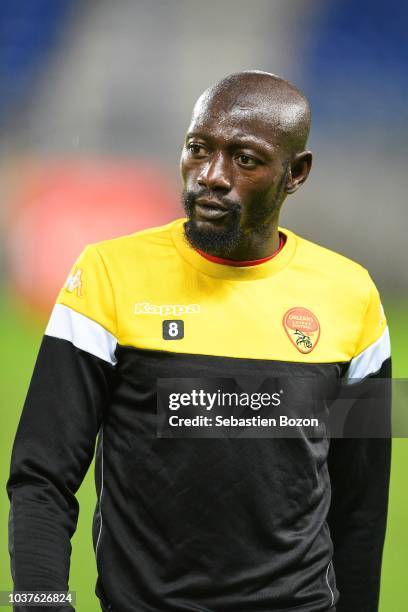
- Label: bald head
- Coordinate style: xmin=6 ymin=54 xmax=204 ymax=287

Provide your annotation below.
xmin=181 ymin=71 xmax=313 ymax=259
xmin=190 ymin=70 xmax=311 ymax=158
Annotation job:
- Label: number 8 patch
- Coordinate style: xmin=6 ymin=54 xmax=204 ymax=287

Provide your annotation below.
xmin=163 ymin=320 xmax=184 ymax=340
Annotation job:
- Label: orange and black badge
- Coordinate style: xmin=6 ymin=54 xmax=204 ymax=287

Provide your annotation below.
xmin=283 ymin=307 xmax=320 ymax=354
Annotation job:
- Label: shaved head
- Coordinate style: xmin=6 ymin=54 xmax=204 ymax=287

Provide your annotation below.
xmin=190 ymin=70 xmax=311 ymax=158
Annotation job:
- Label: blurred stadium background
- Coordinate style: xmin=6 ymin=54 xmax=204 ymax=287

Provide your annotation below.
xmin=1 ymin=1 xmax=407 ymax=610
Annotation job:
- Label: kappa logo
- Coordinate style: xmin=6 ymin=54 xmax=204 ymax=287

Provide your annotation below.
xmin=283 ymin=307 xmax=320 ymax=354
xmin=65 ymin=268 xmax=83 ymax=297
xmin=134 ymin=302 xmax=201 ymax=316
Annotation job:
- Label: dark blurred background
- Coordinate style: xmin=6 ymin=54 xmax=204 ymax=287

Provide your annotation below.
xmin=1 ymin=1 xmax=407 ymax=610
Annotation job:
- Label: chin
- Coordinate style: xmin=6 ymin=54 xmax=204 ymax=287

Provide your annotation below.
xmin=184 ymin=216 xmax=243 ymax=255
xmin=194 ymin=216 xmax=228 ymax=232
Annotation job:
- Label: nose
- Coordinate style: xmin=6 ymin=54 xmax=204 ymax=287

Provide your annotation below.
xmin=197 ymin=152 xmax=232 ymax=191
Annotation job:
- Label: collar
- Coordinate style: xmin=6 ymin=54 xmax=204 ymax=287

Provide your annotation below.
xmin=194 ymin=232 xmax=286 ymax=266
xmin=169 ymin=218 xmax=297 ymax=281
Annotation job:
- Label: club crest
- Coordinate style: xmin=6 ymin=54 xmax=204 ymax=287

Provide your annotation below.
xmin=283 ymin=307 xmax=320 ymax=354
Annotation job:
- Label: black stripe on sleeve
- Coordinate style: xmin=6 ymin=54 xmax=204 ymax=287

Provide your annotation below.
xmin=6 ymin=335 xmax=116 ymax=611
xmin=327 ymin=357 xmax=392 ymax=612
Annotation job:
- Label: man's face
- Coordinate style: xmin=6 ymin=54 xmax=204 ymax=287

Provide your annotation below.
xmin=180 ymin=101 xmax=289 ymax=256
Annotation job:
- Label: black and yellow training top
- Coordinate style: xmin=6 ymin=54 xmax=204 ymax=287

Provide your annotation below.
xmin=7 ymin=218 xmax=391 ymax=612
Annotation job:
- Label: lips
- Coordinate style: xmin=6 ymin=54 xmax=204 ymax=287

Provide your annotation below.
xmin=195 ymin=198 xmax=229 ymax=221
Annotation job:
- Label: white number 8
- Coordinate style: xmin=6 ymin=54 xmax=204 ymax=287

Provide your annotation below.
xmin=168 ymin=322 xmax=179 ymax=337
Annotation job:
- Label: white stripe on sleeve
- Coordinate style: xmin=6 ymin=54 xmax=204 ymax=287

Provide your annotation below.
xmin=45 ymin=303 xmax=118 ymax=365
xmin=345 ymin=325 xmax=391 ymax=384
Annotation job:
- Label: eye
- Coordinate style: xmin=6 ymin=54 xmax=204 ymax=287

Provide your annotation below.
xmin=236 ymin=154 xmax=257 ymax=167
xmin=187 ymin=143 xmax=208 ymax=157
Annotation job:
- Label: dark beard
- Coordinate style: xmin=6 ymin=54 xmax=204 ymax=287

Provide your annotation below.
xmin=181 ymin=190 xmax=245 ymax=256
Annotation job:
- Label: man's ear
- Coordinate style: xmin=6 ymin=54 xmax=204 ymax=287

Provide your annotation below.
xmin=285 ymin=151 xmax=312 ymax=194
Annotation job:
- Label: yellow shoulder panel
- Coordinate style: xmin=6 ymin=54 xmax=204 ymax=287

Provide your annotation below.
xmin=353 ymin=274 xmax=388 ymax=357
xmin=56 ymin=244 xmax=117 ymax=337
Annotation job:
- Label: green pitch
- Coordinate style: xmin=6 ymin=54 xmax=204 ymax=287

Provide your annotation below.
xmin=0 ymin=293 xmax=407 ymax=612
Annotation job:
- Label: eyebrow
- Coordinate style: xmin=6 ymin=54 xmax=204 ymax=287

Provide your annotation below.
xmin=186 ymin=131 xmax=276 ymax=154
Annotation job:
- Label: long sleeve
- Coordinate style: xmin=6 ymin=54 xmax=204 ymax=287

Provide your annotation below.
xmin=6 ymin=245 xmax=118 ymax=611
xmin=327 ymin=276 xmax=392 ymax=612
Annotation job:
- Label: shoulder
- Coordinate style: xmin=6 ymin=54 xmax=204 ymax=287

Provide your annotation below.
xmin=87 ymin=219 xmax=178 ymax=264
xmin=288 ymin=228 xmax=370 ymax=278
xmin=55 ymin=221 xmax=179 ymax=335
xmin=285 ymin=227 xmax=375 ymax=297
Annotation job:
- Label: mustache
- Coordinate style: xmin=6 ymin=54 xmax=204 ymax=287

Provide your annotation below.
xmin=182 ymin=189 xmax=241 ymax=213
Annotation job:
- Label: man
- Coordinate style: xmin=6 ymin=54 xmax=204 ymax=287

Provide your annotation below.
xmin=7 ymin=71 xmax=391 ymax=612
